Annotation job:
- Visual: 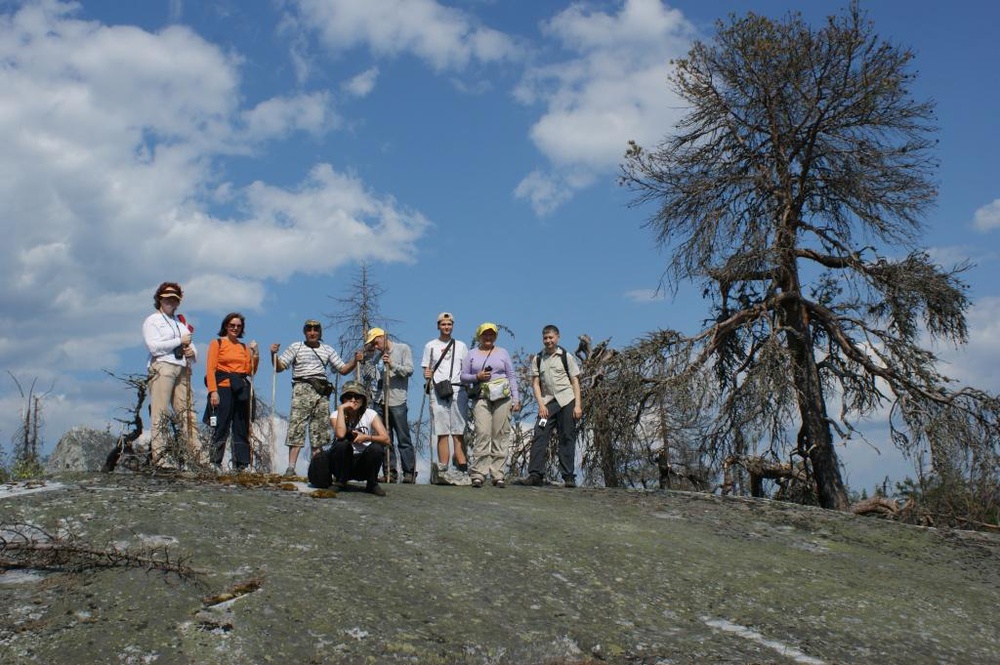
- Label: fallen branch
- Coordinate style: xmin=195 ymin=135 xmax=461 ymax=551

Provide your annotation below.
xmin=0 ymin=523 xmax=197 ymax=577
xmin=851 ymin=496 xmax=900 ymax=517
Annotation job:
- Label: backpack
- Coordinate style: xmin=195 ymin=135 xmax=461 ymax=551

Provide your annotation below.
xmin=307 ymin=448 xmax=334 ymax=488
xmin=535 ymin=346 xmax=570 ymax=380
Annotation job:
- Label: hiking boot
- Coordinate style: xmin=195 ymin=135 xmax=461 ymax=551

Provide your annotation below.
xmin=452 ymin=456 xmax=469 ymax=473
xmin=366 ymin=483 xmax=387 ymax=497
xmin=514 ymin=474 xmax=542 ymax=487
xmin=563 ymin=477 xmax=577 ymax=489
xmin=492 ymin=478 xmax=506 ymax=488
xmin=471 ymin=478 xmax=483 ymax=488
xmin=390 ymin=471 xmax=399 ymax=484
xmin=401 ymin=472 xmax=416 ymax=484
xmin=283 ymin=466 xmax=296 ymax=478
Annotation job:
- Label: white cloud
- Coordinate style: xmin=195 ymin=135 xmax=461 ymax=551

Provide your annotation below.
xmin=972 ymin=198 xmax=1000 ymax=231
xmin=0 ymin=1 xmax=429 ymax=447
xmin=514 ymin=0 xmax=695 ymax=212
xmin=936 ymin=296 xmax=1000 ymax=392
xmin=240 ymin=92 xmax=337 ymax=139
xmin=513 ymin=169 xmax=576 ymax=217
xmin=288 ymin=0 xmax=517 ymax=71
xmin=343 ymin=66 xmax=380 ymax=98
xmin=239 ymin=164 xmax=429 ymax=277
xmin=625 ymin=289 xmax=665 ymax=303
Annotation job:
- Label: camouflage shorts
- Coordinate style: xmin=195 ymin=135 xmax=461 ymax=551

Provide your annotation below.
xmin=285 ymin=381 xmax=333 ymax=450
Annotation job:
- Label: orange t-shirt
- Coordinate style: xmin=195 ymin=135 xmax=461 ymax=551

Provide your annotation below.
xmin=206 ymin=338 xmax=259 ymax=392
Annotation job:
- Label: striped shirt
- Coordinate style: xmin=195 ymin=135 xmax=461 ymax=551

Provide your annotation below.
xmin=278 ymin=342 xmax=347 ymax=379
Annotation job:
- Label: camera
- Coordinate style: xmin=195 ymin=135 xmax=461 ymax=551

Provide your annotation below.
xmin=537 ymin=417 xmax=547 ymax=428
xmin=484 ymin=365 xmax=493 ymax=372
xmin=209 ymin=415 xmax=217 ymax=427
xmin=172 ymin=345 xmax=185 ymax=360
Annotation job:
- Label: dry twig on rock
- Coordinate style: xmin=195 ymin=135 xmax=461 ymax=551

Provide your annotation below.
xmin=0 ymin=522 xmax=197 ymax=577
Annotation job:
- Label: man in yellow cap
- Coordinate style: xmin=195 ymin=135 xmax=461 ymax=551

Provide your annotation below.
xmin=364 ymin=327 xmax=414 ymax=482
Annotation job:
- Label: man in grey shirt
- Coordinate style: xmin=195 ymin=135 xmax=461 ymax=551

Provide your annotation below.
xmin=365 ymin=327 xmax=415 ymax=483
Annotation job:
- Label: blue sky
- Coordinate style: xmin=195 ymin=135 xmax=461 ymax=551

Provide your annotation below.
xmin=1 ymin=0 xmax=998 ymax=491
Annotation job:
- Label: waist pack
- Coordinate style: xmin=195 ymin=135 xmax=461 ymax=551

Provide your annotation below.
xmin=433 ymin=380 xmax=454 ymax=400
xmin=484 ymin=377 xmax=511 ymax=403
xmin=300 ymin=376 xmax=334 ymax=397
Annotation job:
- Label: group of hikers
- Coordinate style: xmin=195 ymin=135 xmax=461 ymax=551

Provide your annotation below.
xmin=142 ymin=281 xmax=583 ymax=496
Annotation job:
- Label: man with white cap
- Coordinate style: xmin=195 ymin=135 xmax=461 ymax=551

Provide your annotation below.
xmin=421 ymin=312 xmax=469 ymax=474
xmin=365 ymin=327 xmax=415 ymax=483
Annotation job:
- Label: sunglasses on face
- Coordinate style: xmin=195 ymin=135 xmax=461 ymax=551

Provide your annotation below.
xmin=305 ymin=325 xmax=321 ymax=331
xmin=227 ymin=323 xmax=243 ymax=329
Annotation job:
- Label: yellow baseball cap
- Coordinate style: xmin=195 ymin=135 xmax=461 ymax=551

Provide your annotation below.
xmin=365 ymin=327 xmax=386 ymax=345
xmin=475 ymin=322 xmax=498 ymax=338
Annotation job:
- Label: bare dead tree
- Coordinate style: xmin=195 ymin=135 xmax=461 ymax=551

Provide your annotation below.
xmin=620 ymin=3 xmax=999 ymax=510
xmin=7 ymin=372 xmax=53 ymax=478
xmin=505 ymin=346 xmax=537 ymax=478
xmin=102 ymin=370 xmax=147 ymax=472
xmin=577 ymin=332 xmax=714 ymax=489
xmin=328 ymin=263 xmax=399 ymax=388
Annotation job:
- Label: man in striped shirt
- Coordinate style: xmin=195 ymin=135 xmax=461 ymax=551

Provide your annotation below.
xmin=271 ymin=320 xmax=361 ymax=477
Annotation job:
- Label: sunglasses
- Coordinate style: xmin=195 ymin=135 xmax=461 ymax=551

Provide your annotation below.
xmin=305 ymin=325 xmax=321 ymax=331
xmin=227 ymin=323 xmax=243 ymax=329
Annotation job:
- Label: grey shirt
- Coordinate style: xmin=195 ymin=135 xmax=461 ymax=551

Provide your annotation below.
xmin=364 ymin=342 xmax=412 ymax=407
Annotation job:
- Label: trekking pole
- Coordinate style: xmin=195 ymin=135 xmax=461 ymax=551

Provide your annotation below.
xmin=185 ymin=363 xmax=195 ymax=466
xmin=270 ymin=350 xmax=278 ymax=474
xmin=248 ymin=343 xmax=257 ymax=473
xmin=178 ymin=313 xmax=198 ymax=466
xmin=427 ymin=391 xmax=436 ymax=483
xmin=383 ymin=331 xmax=392 ymax=482
xmin=414 ymin=378 xmax=427 ymax=471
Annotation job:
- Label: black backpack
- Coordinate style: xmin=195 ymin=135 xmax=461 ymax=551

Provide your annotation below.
xmin=307 ymin=448 xmax=334 ymax=488
xmin=535 ymin=346 xmax=570 ymax=379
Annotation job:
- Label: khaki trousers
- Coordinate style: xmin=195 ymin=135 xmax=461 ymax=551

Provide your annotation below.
xmin=469 ymin=397 xmax=512 ymax=482
xmin=147 ymin=361 xmax=200 ymax=464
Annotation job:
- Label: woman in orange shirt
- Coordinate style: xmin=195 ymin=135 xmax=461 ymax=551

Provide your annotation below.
xmin=206 ymin=312 xmax=259 ymax=471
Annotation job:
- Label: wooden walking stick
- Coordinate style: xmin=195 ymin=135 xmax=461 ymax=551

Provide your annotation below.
xmin=382 ymin=330 xmax=392 ymax=483
xmin=246 ymin=341 xmax=259 ymax=473
xmin=270 ymin=350 xmax=278 ymax=474
xmin=426 ymin=381 xmax=437 ymax=484
xmin=177 ymin=314 xmax=199 ymax=466
xmin=414 ymin=374 xmax=428 ymax=469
